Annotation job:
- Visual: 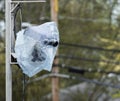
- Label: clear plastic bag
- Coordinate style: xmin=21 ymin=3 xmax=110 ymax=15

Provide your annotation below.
xmin=15 ymin=22 xmax=59 ymax=77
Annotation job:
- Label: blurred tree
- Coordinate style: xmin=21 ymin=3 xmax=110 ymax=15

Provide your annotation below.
xmin=0 ymin=0 xmax=5 ymax=100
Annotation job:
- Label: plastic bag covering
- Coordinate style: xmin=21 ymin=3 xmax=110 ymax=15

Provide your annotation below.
xmin=15 ymin=22 xmax=59 ymax=77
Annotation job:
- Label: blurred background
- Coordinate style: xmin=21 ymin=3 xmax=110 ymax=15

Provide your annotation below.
xmin=2 ymin=0 xmax=120 ymax=101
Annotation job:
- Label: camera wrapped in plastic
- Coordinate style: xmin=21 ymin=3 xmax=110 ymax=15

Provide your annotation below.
xmin=14 ymin=22 xmax=59 ymax=77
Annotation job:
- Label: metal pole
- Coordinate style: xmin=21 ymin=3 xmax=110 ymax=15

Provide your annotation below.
xmin=50 ymin=0 xmax=59 ymax=101
xmin=11 ymin=0 xmax=46 ymax=3
xmin=5 ymin=0 xmax=12 ymax=101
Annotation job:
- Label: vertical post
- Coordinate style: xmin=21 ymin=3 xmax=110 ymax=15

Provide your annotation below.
xmin=50 ymin=0 xmax=59 ymax=101
xmin=51 ymin=0 xmax=58 ymax=23
xmin=5 ymin=0 xmax=12 ymax=101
